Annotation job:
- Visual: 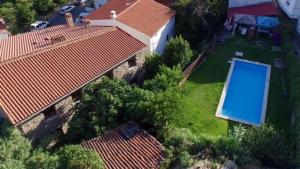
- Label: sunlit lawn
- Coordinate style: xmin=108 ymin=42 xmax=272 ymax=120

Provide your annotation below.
xmin=171 ymin=37 xmax=290 ymax=137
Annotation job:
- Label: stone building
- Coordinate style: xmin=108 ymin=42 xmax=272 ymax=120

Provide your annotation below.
xmin=0 ymin=17 xmax=149 ymax=141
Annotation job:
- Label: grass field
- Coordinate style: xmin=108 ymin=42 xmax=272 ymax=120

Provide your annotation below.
xmin=171 ymin=37 xmax=290 ymax=137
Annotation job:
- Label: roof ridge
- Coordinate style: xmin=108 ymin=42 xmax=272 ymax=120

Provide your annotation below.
xmin=116 ymin=0 xmax=141 ymax=18
xmin=0 ymin=26 xmax=116 ymax=65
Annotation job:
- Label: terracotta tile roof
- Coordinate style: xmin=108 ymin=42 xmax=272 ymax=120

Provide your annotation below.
xmin=228 ymin=2 xmax=279 ymax=18
xmin=86 ymin=0 xmax=176 ymax=36
xmin=0 ymin=25 xmax=108 ymax=62
xmin=0 ymin=26 xmax=146 ymax=125
xmin=81 ymin=122 xmax=165 ymax=169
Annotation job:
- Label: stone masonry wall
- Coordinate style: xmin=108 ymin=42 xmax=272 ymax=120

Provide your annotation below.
xmin=19 ymin=113 xmax=45 ymax=135
xmin=113 ymin=47 xmax=150 ymax=81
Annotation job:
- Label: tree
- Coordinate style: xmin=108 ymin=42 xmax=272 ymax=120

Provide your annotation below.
xmin=144 ymin=53 xmax=162 ymax=79
xmin=32 ymin=0 xmax=53 ymax=16
xmin=162 ymin=35 xmax=193 ymax=68
xmin=25 ymin=149 xmax=59 ymax=169
xmin=57 ymin=145 xmax=104 ymax=169
xmin=68 ymin=77 xmax=131 ymax=140
xmin=15 ymin=2 xmax=35 ymax=32
xmin=143 ymin=65 xmax=183 ymax=92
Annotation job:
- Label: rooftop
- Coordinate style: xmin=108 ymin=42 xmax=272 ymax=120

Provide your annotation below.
xmin=0 ymin=25 xmax=146 ymax=125
xmin=228 ymin=2 xmax=279 ymax=18
xmin=86 ymin=0 xmax=176 ymax=36
xmin=81 ymin=122 xmax=165 ymax=169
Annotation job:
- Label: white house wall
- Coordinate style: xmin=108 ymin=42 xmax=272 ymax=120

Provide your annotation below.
xmin=150 ymin=16 xmax=175 ymax=55
xmin=279 ymin=0 xmax=300 ymax=18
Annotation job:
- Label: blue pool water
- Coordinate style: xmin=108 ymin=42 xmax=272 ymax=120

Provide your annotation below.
xmin=219 ymin=59 xmax=270 ymax=126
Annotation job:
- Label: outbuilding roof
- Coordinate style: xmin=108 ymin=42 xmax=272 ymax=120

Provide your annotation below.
xmin=228 ymin=2 xmax=279 ymax=18
xmin=86 ymin=0 xmax=176 ymax=36
xmin=0 ymin=25 xmax=146 ymax=125
xmin=81 ymin=122 xmax=165 ymax=169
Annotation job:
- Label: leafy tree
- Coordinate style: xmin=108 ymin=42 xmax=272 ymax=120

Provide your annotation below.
xmin=15 ymin=2 xmax=35 ymax=32
xmin=32 ymin=0 xmax=53 ymax=16
xmin=25 ymin=149 xmax=59 ymax=169
xmin=143 ymin=65 xmax=183 ymax=92
xmin=57 ymin=145 xmax=104 ymax=169
xmin=162 ymin=35 xmax=193 ymax=68
xmin=179 ymin=151 xmax=194 ymax=167
xmin=0 ymin=159 xmax=26 ymax=169
xmin=53 ymin=0 xmax=67 ymax=5
xmin=68 ymin=77 xmax=131 ymax=140
xmin=144 ymin=53 xmax=162 ymax=79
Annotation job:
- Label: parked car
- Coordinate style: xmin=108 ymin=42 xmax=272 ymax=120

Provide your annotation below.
xmin=59 ymin=5 xmax=76 ymax=14
xmin=74 ymin=0 xmax=87 ymax=6
xmin=30 ymin=21 xmax=50 ymax=31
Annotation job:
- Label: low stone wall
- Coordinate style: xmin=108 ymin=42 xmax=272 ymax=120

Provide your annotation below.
xmin=55 ymin=96 xmax=73 ymax=114
xmin=19 ymin=113 xmax=45 ymax=135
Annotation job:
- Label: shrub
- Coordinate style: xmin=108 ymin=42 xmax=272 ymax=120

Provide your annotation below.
xmin=25 ymin=149 xmax=59 ymax=169
xmin=57 ymin=145 xmax=104 ymax=169
xmin=143 ymin=65 xmax=183 ymax=92
xmin=162 ymin=35 xmax=193 ymax=68
xmin=241 ymin=125 xmax=289 ymax=166
xmin=144 ymin=53 xmax=163 ymax=79
xmin=179 ymin=151 xmax=194 ymax=167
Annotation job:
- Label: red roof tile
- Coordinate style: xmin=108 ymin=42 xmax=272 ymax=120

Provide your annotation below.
xmin=87 ymin=0 xmax=176 ymax=36
xmin=81 ymin=122 xmax=165 ymax=169
xmin=0 ymin=26 xmax=146 ymax=125
xmin=228 ymin=2 xmax=279 ymax=18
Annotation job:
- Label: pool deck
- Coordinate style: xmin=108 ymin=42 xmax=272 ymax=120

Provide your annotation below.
xmin=215 ymin=58 xmax=271 ymax=127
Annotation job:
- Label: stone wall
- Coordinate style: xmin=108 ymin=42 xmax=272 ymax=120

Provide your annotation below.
xmin=113 ymin=47 xmax=149 ymax=81
xmin=54 ymin=96 xmax=74 ymax=114
xmin=19 ymin=113 xmax=45 ymax=135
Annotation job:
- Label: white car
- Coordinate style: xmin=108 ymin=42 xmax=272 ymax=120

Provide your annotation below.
xmin=59 ymin=5 xmax=76 ymax=14
xmin=30 ymin=21 xmax=50 ymax=31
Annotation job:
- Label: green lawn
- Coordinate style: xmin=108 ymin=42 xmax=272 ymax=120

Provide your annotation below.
xmin=171 ymin=37 xmax=290 ymax=137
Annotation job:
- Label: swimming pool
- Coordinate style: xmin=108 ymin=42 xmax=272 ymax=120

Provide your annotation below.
xmin=216 ymin=58 xmax=271 ymax=126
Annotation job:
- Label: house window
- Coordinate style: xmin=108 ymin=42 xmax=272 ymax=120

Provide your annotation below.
xmin=166 ymin=34 xmax=170 ymax=41
xmin=286 ymin=0 xmax=290 ymax=6
xmin=105 ymin=70 xmax=114 ymax=78
xmin=72 ymin=89 xmax=82 ymax=101
xmin=128 ymin=56 xmax=137 ymax=68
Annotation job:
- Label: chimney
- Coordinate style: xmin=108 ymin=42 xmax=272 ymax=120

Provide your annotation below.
xmin=110 ymin=10 xmax=117 ymax=19
xmin=65 ymin=13 xmax=74 ymax=27
xmin=83 ymin=19 xmax=91 ymax=28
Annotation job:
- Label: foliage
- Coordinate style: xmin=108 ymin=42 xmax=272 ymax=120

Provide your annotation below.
xmin=15 ymin=2 xmax=35 ymax=32
xmin=171 ymin=0 xmax=227 ymax=48
xmin=53 ymin=0 xmax=67 ymax=5
xmin=163 ymin=125 xmax=289 ymax=167
xmin=179 ymin=151 xmax=194 ymax=167
xmin=162 ymin=35 xmax=193 ymax=68
xmin=143 ymin=65 xmax=183 ymax=92
xmin=144 ymin=53 xmax=162 ymax=79
xmin=32 ymin=0 xmax=54 ymax=16
xmin=26 ymin=149 xmax=59 ymax=169
xmin=57 ymin=145 xmax=104 ymax=169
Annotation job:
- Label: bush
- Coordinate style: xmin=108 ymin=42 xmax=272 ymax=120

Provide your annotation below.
xmin=179 ymin=151 xmax=194 ymax=167
xmin=241 ymin=125 xmax=289 ymax=166
xmin=162 ymin=35 xmax=193 ymax=68
xmin=143 ymin=65 xmax=183 ymax=92
xmin=25 ymin=149 xmax=59 ymax=169
xmin=57 ymin=145 xmax=104 ymax=169
xmin=144 ymin=53 xmax=162 ymax=79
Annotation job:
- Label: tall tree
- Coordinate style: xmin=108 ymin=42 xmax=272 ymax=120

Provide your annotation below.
xmin=15 ymin=2 xmax=35 ymax=32
xmin=32 ymin=0 xmax=53 ymax=16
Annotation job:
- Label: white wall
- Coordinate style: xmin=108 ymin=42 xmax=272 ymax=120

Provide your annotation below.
xmin=0 ymin=32 xmax=8 ymax=40
xmin=278 ymin=0 xmax=300 ymax=18
xmin=229 ymin=0 xmax=272 ymax=7
xmin=150 ymin=16 xmax=175 ymax=55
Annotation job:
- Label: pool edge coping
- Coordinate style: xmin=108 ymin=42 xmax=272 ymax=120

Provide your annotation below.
xmin=215 ymin=58 xmax=271 ymax=127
